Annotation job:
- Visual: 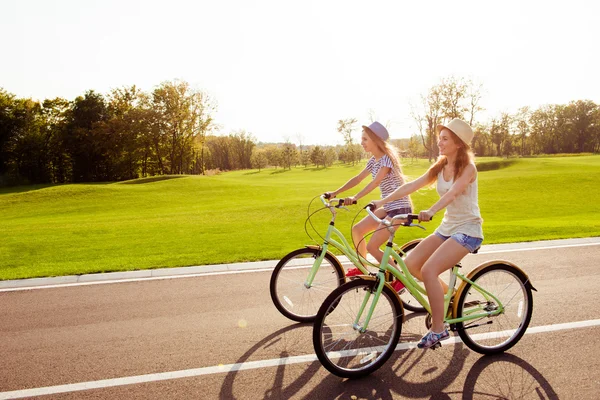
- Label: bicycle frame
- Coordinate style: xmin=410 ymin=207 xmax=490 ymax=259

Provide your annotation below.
xmin=354 ymin=213 xmax=506 ymax=331
xmin=304 ymin=199 xmax=379 ymax=288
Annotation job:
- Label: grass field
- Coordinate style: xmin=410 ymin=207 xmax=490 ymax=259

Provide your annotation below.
xmin=1 ymin=155 xmax=599 ymax=280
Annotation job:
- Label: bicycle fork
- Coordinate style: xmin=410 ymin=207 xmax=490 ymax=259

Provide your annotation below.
xmin=352 ymin=274 xmax=386 ymax=333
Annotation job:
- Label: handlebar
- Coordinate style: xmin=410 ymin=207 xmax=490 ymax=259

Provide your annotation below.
xmin=364 ymin=203 xmax=427 ymax=229
xmin=320 ymin=194 xmax=357 ymax=208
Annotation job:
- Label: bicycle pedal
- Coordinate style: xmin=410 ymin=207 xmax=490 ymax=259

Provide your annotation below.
xmin=430 ymin=342 xmax=442 ymax=350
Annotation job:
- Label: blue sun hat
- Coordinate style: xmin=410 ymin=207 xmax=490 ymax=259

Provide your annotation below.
xmin=362 ymin=121 xmax=389 ymax=141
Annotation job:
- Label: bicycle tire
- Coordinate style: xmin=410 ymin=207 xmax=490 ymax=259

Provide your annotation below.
xmin=312 ymin=277 xmax=404 ymax=379
xmin=455 ymin=263 xmax=533 ymax=355
xmin=270 ymin=247 xmax=345 ymax=323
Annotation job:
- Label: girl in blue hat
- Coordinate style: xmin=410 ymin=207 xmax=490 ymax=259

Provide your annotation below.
xmin=325 ymin=121 xmax=412 ymax=291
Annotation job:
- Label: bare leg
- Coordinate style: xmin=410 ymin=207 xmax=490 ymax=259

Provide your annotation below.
xmin=420 ymin=239 xmax=469 ymax=332
xmin=404 ymin=234 xmax=450 ymax=292
xmin=351 ymin=208 xmax=386 ymax=261
xmin=366 ymin=222 xmax=396 ymax=265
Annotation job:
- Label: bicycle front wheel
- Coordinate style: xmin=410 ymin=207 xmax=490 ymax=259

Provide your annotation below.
xmin=270 ymin=248 xmax=345 ymax=323
xmin=456 ymin=263 xmax=533 ymax=354
xmin=313 ymin=278 xmax=404 ymax=379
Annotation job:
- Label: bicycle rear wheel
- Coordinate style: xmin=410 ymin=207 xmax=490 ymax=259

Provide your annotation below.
xmin=312 ymin=278 xmax=404 ymax=379
xmin=455 ymin=263 xmax=533 ymax=354
xmin=270 ymin=248 xmax=345 ymax=323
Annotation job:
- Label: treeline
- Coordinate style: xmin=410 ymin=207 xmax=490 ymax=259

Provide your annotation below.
xmin=0 ymin=81 xmax=366 ymax=186
xmin=2 ymin=77 xmax=599 ymax=186
xmin=0 ymin=81 xmax=220 ymax=185
xmin=409 ymin=76 xmax=600 ymax=160
xmin=470 ymin=101 xmax=600 ymax=157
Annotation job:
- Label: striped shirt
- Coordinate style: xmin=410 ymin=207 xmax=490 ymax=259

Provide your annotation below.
xmin=366 ymin=155 xmax=412 ymax=212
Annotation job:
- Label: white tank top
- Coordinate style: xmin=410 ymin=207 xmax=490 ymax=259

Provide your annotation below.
xmin=435 ymin=164 xmax=484 ymax=239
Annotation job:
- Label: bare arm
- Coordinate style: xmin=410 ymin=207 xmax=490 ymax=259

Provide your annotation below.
xmin=371 ymin=170 xmax=432 ymax=209
xmin=328 ymin=167 xmax=370 ymax=198
xmin=352 ymin=166 xmax=391 ymax=201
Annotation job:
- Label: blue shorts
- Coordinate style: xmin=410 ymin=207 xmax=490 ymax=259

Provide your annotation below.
xmin=435 ymin=231 xmax=483 ymax=253
xmin=386 ymin=207 xmax=412 ymax=218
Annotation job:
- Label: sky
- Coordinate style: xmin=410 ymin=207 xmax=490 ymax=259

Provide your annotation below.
xmin=2 ymin=0 xmax=599 ymax=146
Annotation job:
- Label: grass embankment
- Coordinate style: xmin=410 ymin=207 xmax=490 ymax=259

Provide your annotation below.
xmin=1 ymin=155 xmax=599 ymax=280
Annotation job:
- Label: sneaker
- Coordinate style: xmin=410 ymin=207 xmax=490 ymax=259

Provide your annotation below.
xmin=390 ymin=279 xmax=405 ymax=292
xmin=417 ymin=329 xmax=449 ymax=349
xmin=345 ymin=267 xmax=363 ymax=277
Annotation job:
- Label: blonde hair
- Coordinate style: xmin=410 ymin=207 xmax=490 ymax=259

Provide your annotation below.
xmin=427 ymin=130 xmax=475 ymax=184
xmin=364 ymin=127 xmax=404 ymax=180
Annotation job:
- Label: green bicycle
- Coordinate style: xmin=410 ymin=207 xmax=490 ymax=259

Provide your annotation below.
xmin=312 ymin=205 xmax=536 ymax=378
xmin=269 ymin=195 xmax=425 ymax=323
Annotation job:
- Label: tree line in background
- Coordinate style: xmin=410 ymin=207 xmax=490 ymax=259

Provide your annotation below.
xmin=1 ymin=77 xmax=599 ymax=186
xmin=409 ymin=76 xmax=600 ymax=161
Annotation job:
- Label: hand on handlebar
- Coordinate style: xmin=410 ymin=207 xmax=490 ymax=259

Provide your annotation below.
xmin=323 ymin=191 xmax=336 ymax=200
xmin=418 ymin=209 xmax=434 ymax=222
xmin=343 ymin=196 xmax=357 ymax=206
xmin=367 ymin=199 xmax=383 ymax=210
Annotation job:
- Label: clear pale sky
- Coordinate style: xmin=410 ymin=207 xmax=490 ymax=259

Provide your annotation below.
xmin=2 ymin=0 xmax=599 ymax=145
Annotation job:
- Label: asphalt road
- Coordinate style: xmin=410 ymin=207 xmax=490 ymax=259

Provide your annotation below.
xmin=1 ymin=240 xmax=600 ymax=399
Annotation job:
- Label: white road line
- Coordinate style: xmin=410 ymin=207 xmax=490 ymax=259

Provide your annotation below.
xmin=2 ymin=241 xmax=599 ymax=293
xmin=477 ymin=242 xmax=600 ymax=255
xmin=1 ymin=318 xmax=599 ymax=399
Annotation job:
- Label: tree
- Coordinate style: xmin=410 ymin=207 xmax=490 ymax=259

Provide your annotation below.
xmin=310 ymin=146 xmax=326 ymax=168
xmin=229 ymin=130 xmax=255 ymax=169
xmin=337 ymin=118 xmax=358 ymax=165
xmin=64 ymin=90 xmax=108 ymax=182
xmin=151 ymin=80 xmax=215 ymax=175
xmin=324 ymin=147 xmax=337 ymax=167
xmin=472 ymin=123 xmax=491 ymax=157
xmin=407 ymin=134 xmax=421 ymax=162
xmin=567 ymin=100 xmax=598 ymax=153
xmin=514 ymin=106 xmax=531 ymax=156
xmin=440 ymin=76 xmax=468 ymax=120
xmin=281 ymin=142 xmax=297 ymax=170
xmin=264 ymin=145 xmax=282 ymax=168
xmin=300 ymin=149 xmax=311 ymax=167
xmin=412 ymin=77 xmax=485 ymax=162
xmin=250 ymin=148 xmax=268 ymax=171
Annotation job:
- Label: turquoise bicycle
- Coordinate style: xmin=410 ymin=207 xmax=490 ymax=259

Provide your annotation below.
xmin=312 ymin=205 xmax=536 ymax=378
xmin=270 ymin=195 xmax=425 ymax=323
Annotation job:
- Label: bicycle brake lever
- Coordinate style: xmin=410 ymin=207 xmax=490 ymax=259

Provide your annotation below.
xmin=410 ymin=223 xmax=426 ymax=230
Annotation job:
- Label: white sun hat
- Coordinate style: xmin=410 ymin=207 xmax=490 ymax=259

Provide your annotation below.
xmin=436 ymin=118 xmax=474 ymax=145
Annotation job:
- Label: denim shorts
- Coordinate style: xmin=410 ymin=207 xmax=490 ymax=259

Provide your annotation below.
xmin=386 ymin=207 xmax=412 ymax=218
xmin=435 ymin=231 xmax=483 ymax=253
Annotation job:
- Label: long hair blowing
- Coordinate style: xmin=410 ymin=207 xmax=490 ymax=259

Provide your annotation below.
xmin=427 ymin=131 xmax=475 ymax=184
xmin=365 ymin=128 xmax=404 ymax=181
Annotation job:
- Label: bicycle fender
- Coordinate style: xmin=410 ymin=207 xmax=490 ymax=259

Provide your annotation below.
xmin=452 ymin=260 xmax=537 ymax=319
xmin=344 ymin=275 xmax=405 ymax=310
xmin=398 ymin=239 xmax=422 ymax=252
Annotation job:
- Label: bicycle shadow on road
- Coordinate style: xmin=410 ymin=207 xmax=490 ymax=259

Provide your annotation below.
xmin=219 ymin=321 xmax=319 ymax=400
xmin=218 ymin=313 xmax=558 ymax=399
xmin=458 ymin=353 xmax=559 ymax=400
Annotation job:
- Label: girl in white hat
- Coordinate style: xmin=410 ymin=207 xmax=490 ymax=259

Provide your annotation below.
xmin=325 ymin=121 xmax=412 ymax=292
xmin=371 ymin=118 xmax=483 ymax=349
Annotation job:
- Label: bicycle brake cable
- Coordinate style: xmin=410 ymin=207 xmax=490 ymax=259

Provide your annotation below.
xmin=304 ymin=195 xmax=328 ymax=246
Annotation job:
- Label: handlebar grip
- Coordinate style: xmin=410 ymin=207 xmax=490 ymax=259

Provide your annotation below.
xmin=323 ymin=192 xmax=332 ymax=200
xmin=365 ymin=202 xmax=376 ymax=211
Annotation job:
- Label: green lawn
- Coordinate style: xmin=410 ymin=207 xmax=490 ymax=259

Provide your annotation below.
xmin=1 ymin=155 xmax=599 ymax=280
